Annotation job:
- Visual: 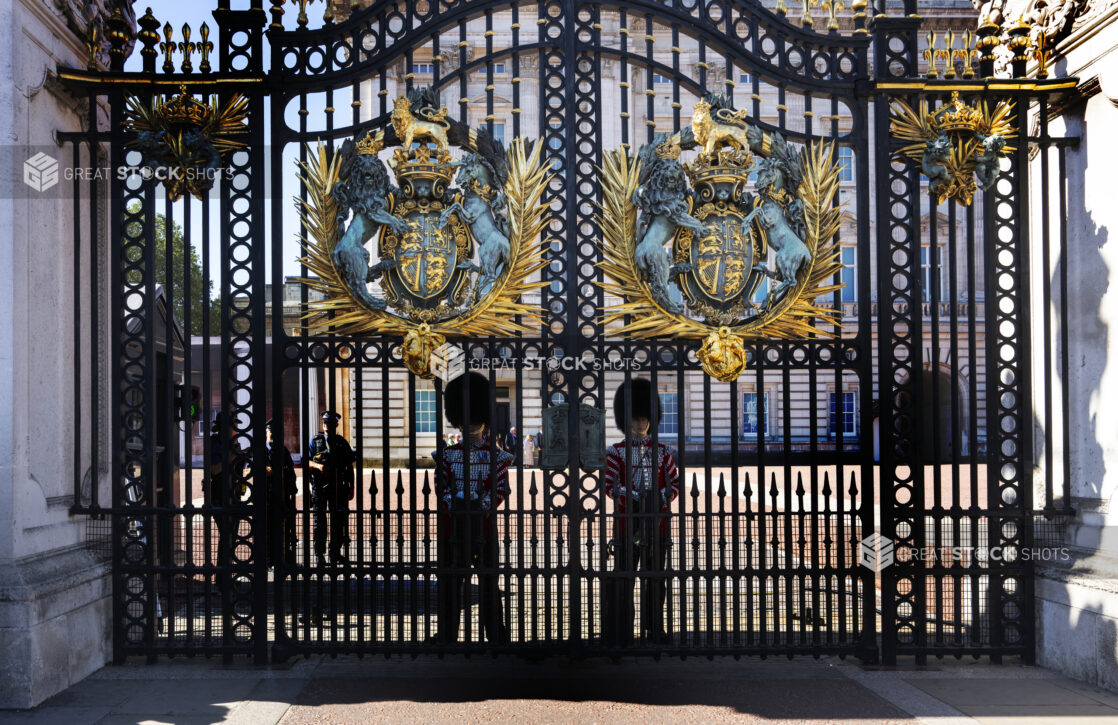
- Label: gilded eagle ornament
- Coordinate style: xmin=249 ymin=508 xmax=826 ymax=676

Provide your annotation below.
xmin=890 ymin=91 xmax=1015 ymax=206
xmin=597 ymin=93 xmax=846 ymax=382
xmin=296 ymin=87 xmax=552 ymax=378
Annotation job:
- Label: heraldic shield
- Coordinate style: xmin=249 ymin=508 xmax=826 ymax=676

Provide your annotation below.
xmin=296 ymin=87 xmax=552 ymax=378
xmin=598 ymin=93 xmax=848 ymax=382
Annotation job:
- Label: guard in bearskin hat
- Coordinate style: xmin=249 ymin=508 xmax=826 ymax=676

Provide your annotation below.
xmin=306 ymin=410 xmax=356 ymax=566
xmin=429 ymin=372 xmax=512 ymax=644
xmin=603 ymin=378 xmax=680 ymax=646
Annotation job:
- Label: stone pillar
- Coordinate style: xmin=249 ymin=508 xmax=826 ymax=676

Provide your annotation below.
xmin=1009 ymin=0 xmax=1118 ymax=693
xmin=0 ymin=0 xmax=120 ymax=709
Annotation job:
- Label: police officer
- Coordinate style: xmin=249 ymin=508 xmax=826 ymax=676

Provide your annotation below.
xmin=207 ymin=412 xmax=245 ymax=587
xmin=306 ymin=410 xmax=356 ymax=566
xmin=246 ymin=419 xmax=298 ymax=567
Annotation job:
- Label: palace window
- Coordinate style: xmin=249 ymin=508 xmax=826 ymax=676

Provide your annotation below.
xmin=742 ymin=392 xmax=770 ymax=438
xmin=493 ymin=62 xmax=506 ymax=74
xmin=829 ymin=391 xmax=858 ymax=438
xmin=414 ymin=389 xmax=437 ymax=434
xmin=841 ymin=247 xmax=856 ymax=303
xmin=491 ymin=122 xmax=506 ymax=144
xmin=921 ymin=245 xmax=948 ymax=302
xmin=838 ymin=146 xmax=854 ymax=183
xmin=652 ymin=73 xmax=672 ymax=84
xmin=411 ymin=62 xmax=435 ymax=75
xmin=739 ymin=72 xmax=753 ymax=85
xmin=658 ymin=392 xmax=679 ymax=436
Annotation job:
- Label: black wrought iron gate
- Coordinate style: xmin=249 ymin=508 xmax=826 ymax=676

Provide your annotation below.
xmin=61 ymin=0 xmax=1078 ymax=665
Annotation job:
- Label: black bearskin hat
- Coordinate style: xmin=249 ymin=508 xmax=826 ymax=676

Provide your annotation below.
xmin=445 ymin=372 xmax=491 ymax=429
xmin=613 ymin=378 xmax=660 ymax=432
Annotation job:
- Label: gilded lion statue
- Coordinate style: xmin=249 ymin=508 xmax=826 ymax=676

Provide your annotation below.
xmin=692 ymin=95 xmax=754 ymax=156
xmin=391 ymin=89 xmax=451 ymax=151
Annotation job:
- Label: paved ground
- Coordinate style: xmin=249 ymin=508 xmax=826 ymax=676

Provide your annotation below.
xmin=4 ymin=654 xmax=1118 ymax=724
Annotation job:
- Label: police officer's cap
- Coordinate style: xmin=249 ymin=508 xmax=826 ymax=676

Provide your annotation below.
xmin=321 ymin=410 xmax=341 ymax=424
xmin=613 ymin=378 xmax=660 ymax=433
xmin=445 ymin=372 xmax=491 ymax=428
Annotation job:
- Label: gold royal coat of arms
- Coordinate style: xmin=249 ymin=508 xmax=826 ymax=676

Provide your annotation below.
xmin=296 ymin=87 xmax=552 ymax=378
xmin=598 ymin=93 xmax=846 ymax=382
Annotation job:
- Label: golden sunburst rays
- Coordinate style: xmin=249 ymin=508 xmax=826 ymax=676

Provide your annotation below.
xmin=596 ymin=140 xmax=846 ymax=371
xmin=295 ymin=137 xmax=551 ymax=351
xmin=890 ymin=95 xmax=1015 ymax=206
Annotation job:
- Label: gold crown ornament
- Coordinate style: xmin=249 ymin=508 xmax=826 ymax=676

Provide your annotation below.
xmin=355 ymin=130 xmax=385 ymax=156
xmin=684 ymin=147 xmax=757 ymax=187
xmin=388 ymin=144 xmax=455 ymax=186
xmin=935 ymin=91 xmax=983 ymax=134
xmin=157 ymin=85 xmax=213 ymax=129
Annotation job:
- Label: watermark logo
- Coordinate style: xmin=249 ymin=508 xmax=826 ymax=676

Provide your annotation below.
xmin=430 ymin=343 xmax=466 ymax=382
xmin=23 ymin=152 xmax=59 ymax=192
xmin=859 ymin=533 xmax=895 ymax=571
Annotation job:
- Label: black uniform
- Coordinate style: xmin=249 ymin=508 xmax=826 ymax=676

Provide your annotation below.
xmin=306 ymin=417 xmax=355 ymax=564
xmin=207 ymin=413 xmax=243 ymax=586
xmin=249 ymin=422 xmax=298 ymax=567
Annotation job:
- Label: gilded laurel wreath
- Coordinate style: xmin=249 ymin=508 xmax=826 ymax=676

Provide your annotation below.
xmin=295 ymin=93 xmax=551 ymax=378
xmin=598 ymin=110 xmax=845 ymax=382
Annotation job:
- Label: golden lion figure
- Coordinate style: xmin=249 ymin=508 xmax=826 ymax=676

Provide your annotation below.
xmin=692 ymin=99 xmax=753 ymax=155
xmin=391 ymin=97 xmax=450 ymax=151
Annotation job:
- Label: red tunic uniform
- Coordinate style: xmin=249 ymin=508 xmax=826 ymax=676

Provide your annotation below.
xmin=603 ymin=437 xmax=680 ymax=537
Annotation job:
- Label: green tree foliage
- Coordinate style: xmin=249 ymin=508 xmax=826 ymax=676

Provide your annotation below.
xmin=125 ymin=204 xmax=222 ymax=335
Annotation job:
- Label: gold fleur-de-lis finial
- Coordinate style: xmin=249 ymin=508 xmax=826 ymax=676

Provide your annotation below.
xmin=958 ymin=29 xmax=977 ymax=79
xmin=86 ymin=20 xmax=102 ymax=71
xmin=939 ymin=30 xmax=956 ymax=78
xmin=198 ymin=23 xmax=214 ymax=73
xmin=821 ymin=0 xmax=844 ymax=30
xmin=776 ymin=0 xmax=788 ymax=15
xmin=160 ymin=22 xmax=176 ymax=73
xmin=801 ymin=0 xmax=818 ymax=26
xmin=923 ymin=31 xmax=939 ymax=78
xmin=178 ymin=23 xmax=196 ymax=73
xmin=292 ymin=0 xmax=314 ymax=28
xmin=1035 ymin=28 xmax=1051 ymax=79
xmin=323 ymin=0 xmax=334 ymax=23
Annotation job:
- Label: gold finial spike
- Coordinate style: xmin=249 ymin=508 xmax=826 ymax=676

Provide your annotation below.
xmin=958 ymin=29 xmax=976 ymax=79
xmin=199 ymin=23 xmax=214 ymax=74
xmin=178 ymin=23 xmax=196 ymax=73
xmin=821 ymin=0 xmax=843 ymax=30
xmin=323 ymin=0 xmax=334 ymax=23
xmin=923 ymin=30 xmax=939 ymax=79
xmin=86 ymin=21 xmax=102 ymax=71
xmin=776 ymin=0 xmax=788 ymax=15
xmin=293 ymin=0 xmax=312 ymax=28
xmin=1035 ymin=28 xmax=1051 ymax=79
xmin=940 ymin=29 xmax=956 ymax=78
xmin=801 ymin=0 xmax=816 ymax=26
xmin=160 ymin=22 xmax=176 ymax=74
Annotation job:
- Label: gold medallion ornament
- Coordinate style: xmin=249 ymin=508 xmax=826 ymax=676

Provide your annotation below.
xmin=890 ymin=91 xmax=1015 ymax=206
xmin=597 ymin=93 xmax=846 ymax=382
xmin=297 ymin=87 xmax=552 ymax=378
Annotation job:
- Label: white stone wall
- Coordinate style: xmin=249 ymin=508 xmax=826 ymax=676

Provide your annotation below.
xmin=0 ymin=0 xmax=112 ymax=709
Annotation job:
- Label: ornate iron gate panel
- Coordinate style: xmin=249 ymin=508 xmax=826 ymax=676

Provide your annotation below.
xmin=58 ymin=0 xmax=1078 ymax=664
